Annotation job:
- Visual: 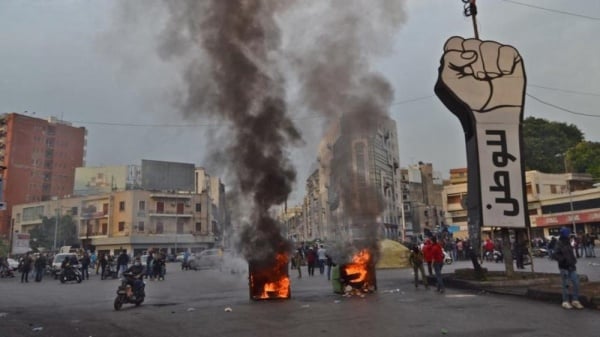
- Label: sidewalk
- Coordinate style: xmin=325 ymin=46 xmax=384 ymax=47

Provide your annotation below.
xmin=438 ymin=268 xmax=600 ymax=309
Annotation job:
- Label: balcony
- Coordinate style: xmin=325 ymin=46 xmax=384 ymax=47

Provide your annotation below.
xmin=147 ymin=210 xmax=193 ymax=218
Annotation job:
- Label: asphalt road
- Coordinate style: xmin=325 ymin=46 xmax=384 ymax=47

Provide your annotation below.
xmin=1 ymin=258 xmax=599 ymax=337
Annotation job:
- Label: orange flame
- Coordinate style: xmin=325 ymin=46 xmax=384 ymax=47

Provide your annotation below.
xmin=343 ymin=249 xmax=371 ymax=284
xmin=250 ymin=253 xmax=290 ymax=300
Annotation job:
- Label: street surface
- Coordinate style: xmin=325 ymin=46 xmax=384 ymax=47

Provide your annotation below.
xmin=1 ymin=257 xmax=599 ymax=337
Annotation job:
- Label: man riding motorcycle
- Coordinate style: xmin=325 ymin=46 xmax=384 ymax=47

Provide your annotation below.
xmin=123 ymin=258 xmax=145 ymax=298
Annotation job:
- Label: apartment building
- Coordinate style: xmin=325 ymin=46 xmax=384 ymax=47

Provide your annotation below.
xmin=12 ymin=189 xmax=217 ymax=256
xmin=0 ymin=113 xmax=86 ymax=240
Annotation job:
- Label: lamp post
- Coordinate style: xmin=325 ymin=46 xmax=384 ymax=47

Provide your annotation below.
xmin=53 ymin=208 xmax=59 ymax=251
xmin=556 ymin=153 xmax=577 ymax=234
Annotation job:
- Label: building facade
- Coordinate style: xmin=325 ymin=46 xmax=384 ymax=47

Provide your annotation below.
xmin=443 ymin=169 xmax=599 ymax=239
xmin=12 ymin=189 xmax=218 ymax=256
xmin=0 ymin=113 xmax=86 ymax=240
xmin=400 ymin=162 xmax=445 ymax=241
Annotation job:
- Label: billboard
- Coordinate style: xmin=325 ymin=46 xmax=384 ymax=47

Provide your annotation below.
xmin=12 ymin=233 xmax=30 ymax=255
xmin=141 ymin=160 xmax=195 ymax=192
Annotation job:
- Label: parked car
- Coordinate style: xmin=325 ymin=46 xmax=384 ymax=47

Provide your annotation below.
xmin=188 ymin=249 xmax=223 ymax=270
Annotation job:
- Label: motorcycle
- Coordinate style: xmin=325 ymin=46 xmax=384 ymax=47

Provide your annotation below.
xmin=114 ymin=272 xmax=145 ymax=310
xmin=0 ymin=266 xmax=15 ymax=278
xmin=443 ymin=250 xmax=453 ymax=265
xmin=59 ymin=265 xmax=83 ymax=283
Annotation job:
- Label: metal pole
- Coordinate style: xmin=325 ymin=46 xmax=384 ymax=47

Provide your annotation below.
xmin=563 ymin=155 xmax=577 ymax=234
xmin=53 ymin=208 xmax=58 ymax=251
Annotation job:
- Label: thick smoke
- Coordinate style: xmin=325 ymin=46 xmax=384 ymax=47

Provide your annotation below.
xmin=281 ymin=0 xmax=406 ymax=262
xmin=120 ymin=0 xmax=406 ymax=265
xmin=156 ymin=0 xmax=299 ymax=261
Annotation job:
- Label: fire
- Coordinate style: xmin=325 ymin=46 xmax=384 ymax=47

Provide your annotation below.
xmin=339 ymin=249 xmax=376 ymax=294
xmin=343 ymin=249 xmax=370 ymax=283
xmin=249 ymin=253 xmax=291 ymax=300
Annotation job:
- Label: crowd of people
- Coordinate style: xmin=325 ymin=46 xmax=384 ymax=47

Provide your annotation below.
xmin=0 ymin=248 xmax=172 ymax=284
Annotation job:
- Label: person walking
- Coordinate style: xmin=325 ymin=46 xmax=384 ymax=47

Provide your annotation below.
xmin=409 ymin=245 xmax=428 ymax=289
xmin=553 ymin=227 xmax=584 ymax=309
xmin=422 ymin=239 xmax=433 ymax=276
xmin=317 ymin=245 xmax=327 ymax=275
xmin=306 ymin=247 xmax=316 ymax=277
xmin=430 ymin=237 xmax=445 ymax=293
xmin=20 ymin=253 xmax=33 ymax=283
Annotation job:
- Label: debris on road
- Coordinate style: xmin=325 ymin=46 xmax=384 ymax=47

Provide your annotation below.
xmin=32 ymin=326 xmax=43 ymax=332
xmin=224 ymin=307 xmax=232 ymax=312
xmin=187 ymin=307 xmax=196 ymax=312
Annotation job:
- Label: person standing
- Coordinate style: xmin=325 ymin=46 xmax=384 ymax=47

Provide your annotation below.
xmin=20 ymin=253 xmax=33 ymax=283
xmin=430 ymin=237 xmax=445 ymax=293
xmin=293 ymin=248 xmax=303 ymax=279
xmin=80 ymin=252 xmax=90 ymax=280
xmin=553 ymin=227 xmax=584 ymax=309
xmin=409 ymin=246 xmax=428 ymax=289
xmin=117 ymin=250 xmax=130 ymax=278
xmin=90 ymin=251 xmax=97 ymax=274
xmin=99 ymin=253 xmax=108 ymax=280
xmin=145 ymin=252 xmax=154 ymax=279
xmin=34 ymin=253 xmax=47 ymax=282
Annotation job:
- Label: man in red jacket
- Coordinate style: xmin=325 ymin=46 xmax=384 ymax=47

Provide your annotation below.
xmin=430 ymin=237 xmax=445 ymax=293
xmin=422 ymin=239 xmax=433 ymax=276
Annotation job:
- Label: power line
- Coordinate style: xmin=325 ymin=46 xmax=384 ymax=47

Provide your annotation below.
xmin=528 ymin=84 xmax=600 ymax=97
xmin=526 ymin=93 xmax=600 ymax=118
xmin=501 ymin=0 xmax=600 ymax=21
xmin=70 ymin=95 xmax=437 ymax=128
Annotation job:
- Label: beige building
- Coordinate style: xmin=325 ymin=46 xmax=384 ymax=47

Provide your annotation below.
xmin=12 ymin=189 xmax=217 ymax=256
xmin=443 ymin=169 xmax=599 ymax=239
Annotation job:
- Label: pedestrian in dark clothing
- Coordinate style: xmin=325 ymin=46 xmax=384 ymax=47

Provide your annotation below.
xmin=80 ymin=253 xmax=90 ymax=280
xmin=20 ymin=253 xmax=33 ymax=283
xmin=117 ymin=250 xmax=129 ymax=278
xmin=553 ymin=227 xmax=584 ymax=310
xmin=306 ymin=248 xmax=316 ymax=276
xmin=99 ymin=253 xmax=108 ymax=280
xmin=326 ymin=253 xmax=335 ymax=281
xmin=34 ymin=254 xmax=47 ymax=282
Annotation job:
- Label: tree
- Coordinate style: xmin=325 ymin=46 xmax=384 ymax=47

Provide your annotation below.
xmin=29 ymin=215 xmax=78 ymax=251
xmin=568 ymin=141 xmax=600 ymax=180
xmin=522 ymin=117 xmax=584 ymax=173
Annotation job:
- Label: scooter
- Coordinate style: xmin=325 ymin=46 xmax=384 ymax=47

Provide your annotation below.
xmin=114 ymin=272 xmax=145 ymax=310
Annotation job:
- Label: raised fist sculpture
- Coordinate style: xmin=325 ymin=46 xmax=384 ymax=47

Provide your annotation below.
xmin=435 ymin=36 xmax=528 ymax=228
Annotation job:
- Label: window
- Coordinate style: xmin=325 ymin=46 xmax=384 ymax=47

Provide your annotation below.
xmin=118 ymin=221 xmax=125 ymax=232
xmin=71 ymin=207 xmax=78 ymax=215
xmin=103 ymin=203 xmax=109 ymax=215
xmin=195 ymin=203 xmax=202 ymax=212
xmin=156 ymin=222 xmax=164 ymax=234
xmin=138 ymin=200 xmax=145 ymax=211
xmin=119 ymin=201 xmax=125 ymax=211
xmin=195 ymin=222 xmax=202 ymax=232
xmin=157 ymin=202 xmax=164 ymax=213
xmin=138 ymin=221 xmax=145 ymax=232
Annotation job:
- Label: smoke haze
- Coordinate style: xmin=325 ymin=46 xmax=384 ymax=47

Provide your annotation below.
xmin=108 ymin=0 xmax=406 ymax=263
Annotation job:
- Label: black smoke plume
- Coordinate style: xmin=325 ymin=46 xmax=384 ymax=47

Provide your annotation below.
xmin=156 ymin=0 xmax=299 ymax=260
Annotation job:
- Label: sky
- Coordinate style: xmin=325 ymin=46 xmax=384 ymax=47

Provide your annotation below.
xmin=1 ymin=0 xmax=599 ymax=205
